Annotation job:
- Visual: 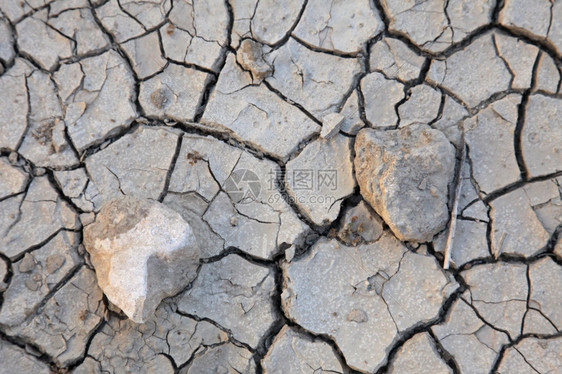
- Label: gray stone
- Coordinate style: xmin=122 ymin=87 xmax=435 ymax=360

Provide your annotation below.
xmin=428 ymin=33 xmax=511 ymax=107
xmin=230 ymin=0 xmax=258 ymax=47
xmin=177 ymin=254 xmax=276 ymax=349
xmin=389 ymin=333 xmax=452 ymax=374
xmin=65 ymin=51 xmax=137 ymax=152
xmin=202 ymin=54 xmax=319 ymax=160
xmin=337 ymin=201 xmax=384 ymax=245
xmin=262 ymin=326 xmax=344 ymax=374
xmin=83 ymin=196 xmax=199 ymax=323
xmin=292 ymin=0 xmax=383 ymax=54
xmin=522 ymin=95 xmax=562 ymax=177
xmin=266 ymin=38 xmax=362 ymax=118
xmin=0 ymin=257 xmax=6 ymax=292
xmin=497 ymin=337 xmax=562 ymax=374
xmin=0 ymin=158 xmax=27 ymax=199
xmin=361 ymin=72 xmax=405 ymax=127
xmin=338 ymin=90 xmax=365 ymax=135
xmin=139 ymin=63 xmax=210 ymax=122
xmin=490 ymin=188 xmax=550 ymax=258
xmin=369 ymin=37 xmax=425 ymax=82
xmin=236 ymin=39 xmax=272 ymax=82
xmin=0 ymin=231 xmax=81 ymax=327
xmin=432 ymin=296 xmax=509 ymax=374
xmin=0 ymin=59 xmax=32 ymax=151
xmin=96 ymin=0 xmax=145 ymax=42
xmin=398 ymin=84 xmax=442 ymax=127
xmin=179 ymin=343 xmax=256 ymax=374
xmin=16 ymin=9 xmax=72 ymax=70
xmin=4 ymin=267 xmax=105 ymax=367
xmin=0 ymin=341 xmax=51 ymax=374
xmin=285 ymin=134 xmax=355 ymax=226
xmin=320 ymin=113 xmax=345 ymax=139
xmin=283 ymin=234 xmax=456 ymax=372
xmin=528 ymin=257 xmax=562 ymax=332
xmin=251 ymin=0 xmax=305 ymax=45
xmin=0 ymin=176 xmax=79 ymax=260
xmin=463 ymin=94 xmax=521 ymax=194
xmin=462 ymin=263 xmax=528 ymax=338
xmin=355 ymin=125 xmax=456 ymax=242
xmin=85 ymin=126 xmax=179 ymax=209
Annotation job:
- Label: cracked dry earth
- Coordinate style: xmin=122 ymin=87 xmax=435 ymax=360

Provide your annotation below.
xmin=0 ymin=0 xmax=562 ymax=373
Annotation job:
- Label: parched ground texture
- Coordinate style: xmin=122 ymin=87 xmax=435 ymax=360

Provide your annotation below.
xmin=0 ymin=0 xmax=561 ymax=373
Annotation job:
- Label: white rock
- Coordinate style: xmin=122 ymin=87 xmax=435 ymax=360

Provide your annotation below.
xmin=84 ymin=196 xmax=200 ymax=323
xmin=262 ymin=326 xmax=344 ymax=373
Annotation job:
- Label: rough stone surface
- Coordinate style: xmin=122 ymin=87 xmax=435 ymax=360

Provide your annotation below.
xmin=0 ymin=176 xmax=79 ymax=260
xmin=0 ymin=158 xmax=27 ymax=199
xmin=361 ymin=72 xmax=405 ymax=127
xmin=282 ymin=234 xmax=457 ymax=372
xmin=369 ymin=37 xmax=425 ymax=82
xmin=83 ymin=196 xmax=199 ymax=323
xmin=433 ymin=296 xmax=510 ymax=374
xmin=1 ymin=2 xmax=561 ymax=372
xmin=463 ymin=263 xmax=528 ymax=339
xmin=293 ymin=0 xmax=383 ymax=54
xmin=428 ymin=33 xmax=511 ymax=107
xmin=462 ymin=94 xmax=521 ymax=194
xmin=262 ymin=326 xmax=344 ymax=373
xmin=522 ymin=95 xmax=562 ymax=177
xmin=266 ymin=38 xmax=362 ymax=119
xmin=285 ymin=134 xmax=355 ymax=226
xmin=388 ymin=332 xmax=452 ymax=374
xmin=202 ymin=54 xmax=320 ymax=160
xmin=497 ymin=337 xmax=562 ymax=374
xmin=355 ymin=125 xmax=456 ymax=242
xmin=177 ymin=254 xmax=276 ymax=349
xmin=490 ymin=188 xmax=550 ymax=258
